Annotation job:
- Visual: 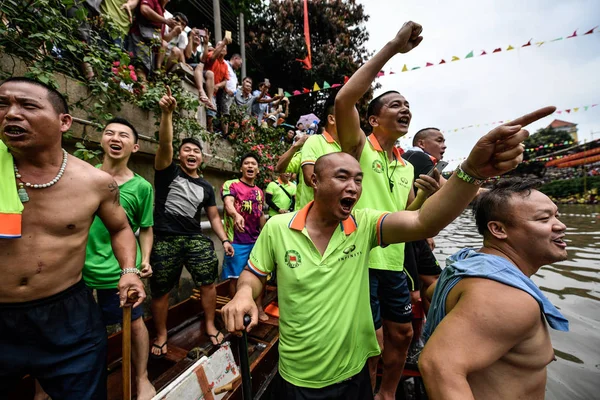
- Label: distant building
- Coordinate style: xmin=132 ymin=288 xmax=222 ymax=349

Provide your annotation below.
xmin=547 ymin=119 xmax=578 ymax=142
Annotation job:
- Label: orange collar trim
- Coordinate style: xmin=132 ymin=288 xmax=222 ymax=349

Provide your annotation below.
xmin=322 ymin=130 xmax=336 ymax=144
xmin=288 ymin=201 xmax=357 ymax=235
xmin=367 ymin=135 xmax=405 ymax=165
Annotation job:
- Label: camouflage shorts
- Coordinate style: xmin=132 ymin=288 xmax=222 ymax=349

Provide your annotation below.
xmin=150 ymin=234 xmax=218 ymax=297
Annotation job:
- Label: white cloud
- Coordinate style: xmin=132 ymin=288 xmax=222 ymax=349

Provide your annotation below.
xmin=362 ymin=0 xmax=600 ymax=167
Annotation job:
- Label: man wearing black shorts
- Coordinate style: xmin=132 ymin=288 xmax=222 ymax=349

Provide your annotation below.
xmin=149 ymin=87 xmax=234 ymax=357
xmin=0 ymin=77 xmax=145 ymax=399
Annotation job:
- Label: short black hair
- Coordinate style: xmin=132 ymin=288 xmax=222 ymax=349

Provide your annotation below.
xmin=230 ymin=53 xmax=241 ymax=60
xmin=242 ymin=76 xmax=252 ymax=83
xmin=240 ymin=152 xmax=259 ymax=167
xmin=0 ymin=77 xmax=69 ymax=114
xmin=179 ymin=137 xmax=203 ymax=152
xmin=412 ymin=127 xmax=440 ymax=146
xmin=172 ymin=12 xmax=188 ymax=26
xmin=104 ymin=117 xmax=139 ymax=143
xmin=320 ymin=90 xmax=338 ymax=129
xmin=366 ymin=90 xmax=400 ymax=119
xmin=473 ymin=178 xmax=542 ymax=237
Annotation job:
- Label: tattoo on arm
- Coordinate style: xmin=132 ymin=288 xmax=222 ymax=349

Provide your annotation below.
xmin=108 ymin=181 xmax=120 ymax=205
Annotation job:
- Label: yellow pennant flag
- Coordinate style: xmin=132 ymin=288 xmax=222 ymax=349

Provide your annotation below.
xmin=574 ymin=107 xmax=579 ymax=112
xmin=507 ymin=45 xmax=515 ymax=50
xmin=536 ymin=41 xmax=545 ymax=47
xmin=451 ymin=56 xmax=460 ymax=61
xmin=313 ymin=82 xmax=320 ymax=91
xmin=402 ymin=64 xmax=408 ymax=72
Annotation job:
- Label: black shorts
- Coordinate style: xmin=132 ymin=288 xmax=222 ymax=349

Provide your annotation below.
xmin=369 ymin=269 xmax=413 ymax=330
xmin=268 ymin=363 xmax=372 ymax=400
xmin=412 ymin=239 xmax=442 ymax=276
xmin=96 ymin=288 xmax=144 ymax=326
xmin=0 ymin=280 xmax=107 ymax=400
xmin=150 ymin=234 xmax=219 ymax=297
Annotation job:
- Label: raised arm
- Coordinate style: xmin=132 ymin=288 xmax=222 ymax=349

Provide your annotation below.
xmin=140 ymin=3 xmax=174 ymax=28
xmin=275 ymin=135 xmax=307 ymax=173
xmin=381 ymin=106 xmax=555 ymax=243
xmin=336 ymin=22 xmax=423 ymax=159
xmin=419 ymin=280 xmax=541 ymax=399
xmin=95 ymin=173 xmax=145 ymax=308
xmin=155 ymin=86 xmax=177 ymax=171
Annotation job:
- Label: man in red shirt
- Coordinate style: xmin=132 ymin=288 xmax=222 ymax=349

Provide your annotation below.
xmin=204 ymin=38 xmax=231 ymax=133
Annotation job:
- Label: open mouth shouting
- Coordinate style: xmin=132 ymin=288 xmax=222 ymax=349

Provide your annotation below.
xmin=397 ymin=115 xmax=410 ymax=129
xmin=185 ymin=156 xmax=198 ymax=168
xmin=245 ymin=168 xmax=255 ymax=177
xmin=2 ymin=125 xmax=27 ymax=138
xmin=340 ymin=196 xmax=357 ymax=214
xmin=108 ymin=143 xmax=123 ymax=153
xmin=552 ymin=235 xmax=567 ymax=249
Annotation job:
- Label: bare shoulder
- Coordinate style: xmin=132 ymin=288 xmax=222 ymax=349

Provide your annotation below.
xmin=67 ymin=155 xmax=117 ymax=196
xmin=453 ymin=278 xmax=542 ymax=334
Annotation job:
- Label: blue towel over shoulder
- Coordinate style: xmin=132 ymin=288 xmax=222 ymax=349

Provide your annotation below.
xmin=423 ymin=248 xmax=569 ymax=342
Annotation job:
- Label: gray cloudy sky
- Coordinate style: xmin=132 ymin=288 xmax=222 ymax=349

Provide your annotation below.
xmin=362 ymin=0 xmax=600 ymax=168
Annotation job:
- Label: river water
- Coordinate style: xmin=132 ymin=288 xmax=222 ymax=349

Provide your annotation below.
xmin=433 ymin=205 xmax=600 ymax=400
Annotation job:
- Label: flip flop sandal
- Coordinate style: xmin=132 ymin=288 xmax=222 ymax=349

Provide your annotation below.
xmin=208 ymin=331 xmax=225 ymax=346
xmin=150 ymin=342 xmax=167 ymax=359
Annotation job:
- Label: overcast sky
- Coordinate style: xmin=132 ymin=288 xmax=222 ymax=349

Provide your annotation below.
xmin=361 ymin=0 xmax=600 ymax=168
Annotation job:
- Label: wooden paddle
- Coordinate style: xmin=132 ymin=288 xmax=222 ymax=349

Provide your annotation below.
xmin=122 ymin=290 xmax=139 ymax=400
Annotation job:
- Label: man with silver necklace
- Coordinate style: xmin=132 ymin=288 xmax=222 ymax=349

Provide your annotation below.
xmin=0 ymin=77 xmax=145 ymax=399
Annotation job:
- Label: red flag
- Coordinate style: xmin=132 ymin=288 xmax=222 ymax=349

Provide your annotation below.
xmin=331 ymin=83 xmax=342 ymax=88
xmin=426 ymin=62 xmax=434 ymax=67
xmin=389 ymin=70 xmax=396 ymax=75
xmin=295 ymin=0 xmax=312 ymax=69
xmin=567 ymin=30 xmax=577 ymax=38
xmin=584 ymin=26 xmax=598 ymax=35
xmin=439 ymin=59 xmax=446 ymax=64
xmin=376 ymin=70 xmax=385 ymax=77
xmin=522 ymin=39 xmax=532 ymax=47
xmin=480 ymin=50 xmax=487 ymax=56
xmin=302 ymin=88 xmax=310 ymax=94
xmin=343 ymin=75 xmax=349 ymax=84
xmin=492 ymin=48 xmax=502 ymax=53
xmin=565 ymin=109 xmax=571 ymax=113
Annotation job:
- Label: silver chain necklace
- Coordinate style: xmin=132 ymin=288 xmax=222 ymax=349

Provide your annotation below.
xmin=13 ymin=149 xmax=68 ymax=203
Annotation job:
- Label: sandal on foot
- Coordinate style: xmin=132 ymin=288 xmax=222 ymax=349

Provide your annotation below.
xmin=208 ymin=331 xmax=225 ymax=346
xmin=150 ymin=342 xmax=167 ymax=359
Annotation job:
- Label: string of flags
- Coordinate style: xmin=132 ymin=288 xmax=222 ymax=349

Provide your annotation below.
xmin=380 ymin=25 xmax=599 ymax=75
xmin=283 ymin=25 xmax=597 ymax=97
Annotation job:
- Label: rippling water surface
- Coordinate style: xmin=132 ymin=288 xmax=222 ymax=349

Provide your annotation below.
xmin=434 ymin=205 xmax=600 ymax=400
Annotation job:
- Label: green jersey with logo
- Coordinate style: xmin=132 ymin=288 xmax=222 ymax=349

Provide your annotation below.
xmin=355 ymin=135 xmax=414 ymax=271
xmin=247 ymin=203 xmax=387 ymax=388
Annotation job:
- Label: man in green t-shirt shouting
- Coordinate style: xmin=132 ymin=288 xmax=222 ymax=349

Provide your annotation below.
xmin=82 ymin=117 xmax=156 ymax=400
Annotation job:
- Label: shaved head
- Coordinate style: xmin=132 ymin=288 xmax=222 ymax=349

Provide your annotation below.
xmin=314 ymin=152 xmax=360 ymax=177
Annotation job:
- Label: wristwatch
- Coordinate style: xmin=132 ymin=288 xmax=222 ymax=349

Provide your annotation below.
xmin=120 ymin=268 xmax=141 ymax=277
xmin=455 ymin=164 xmax=485 ymax=186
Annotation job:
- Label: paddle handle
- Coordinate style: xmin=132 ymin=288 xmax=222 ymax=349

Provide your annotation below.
xmin=240 ymin=314 xmax=252 ymax=400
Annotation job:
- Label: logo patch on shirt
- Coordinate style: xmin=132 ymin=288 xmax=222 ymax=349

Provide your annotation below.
xmin=285 ymin=250 xmax=302 ymax=268
xmin=372 ymin=160 xmax=384 ymax=173
xmin=343 ymin=245 xmax=356 ymax=254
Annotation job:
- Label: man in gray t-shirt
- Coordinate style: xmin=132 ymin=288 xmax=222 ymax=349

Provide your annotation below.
xmin=234 ymin=77 xmax=280 ymax=117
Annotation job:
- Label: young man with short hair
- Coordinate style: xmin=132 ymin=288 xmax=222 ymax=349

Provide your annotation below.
xmin=150 ymin=87 xmax=234 ymax=352
xmin=82 ymin=117 xmax=156 ymax=400
xmin=221 ymin=153 xmax=267 ymax=319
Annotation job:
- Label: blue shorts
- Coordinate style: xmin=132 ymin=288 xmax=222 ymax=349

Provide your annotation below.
xmin=221 ymin=243 xmax=254 ymax=279
xmin=0 ymin=280 xmax=107 ymax=399
xmin=370 ymin=269 xmax=413 ymax=329
xmin=96 ymin=288 xmax=144 ymax=326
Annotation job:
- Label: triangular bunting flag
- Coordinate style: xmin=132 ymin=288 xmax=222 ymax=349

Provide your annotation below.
xmin=376 ymin=70 xmax=385 ymax=77
xmin=402 ymin=64 xmax=408 ymax=72
xmin=426 ymin=62 xmax=434 ymax=67
xmin=492 ymin=48 xmax=502 ymax=53
xmin=567 ymin=30 xmax=577 ymax=38
xmin=522 ymin=39 xmax=532 ymax=47
xmin=465 ymin=51 xmax=474 ymax=58
xmin=584 ymin=26 xmax=598 ymax=35
xmin=389 ymin=71 xmax=395 ymax=75
xmin=550 ymin=37 xmax=563 ymax=42
xmin=293 ymin=90 xmax=301 ymax=96
xmin=343 ymin=76 xmax=349 ymax=84
xmin=506 ymin=45 xmax=514 ymax=50
xmin=451 ymin=56 xmax=460 ymax=61
xmin=323 ymin=81 xmax=331 ymax=89
xmin=593 ymin=104 xmax=598 ymax=107
xmin=284 ymin=91 xmax=292 ymax=97
xmin=303 ymin=88 xmax=310 ymax=94
xmin=574 ymin=107 xmax=579 ymax=112
xmin=480 ymin=50 xmax=487 ymax=55
xmin=565 ymin=109 xmax=571 ymax=113
xmin=453 ymin=129 xmax=458 ymax=132
xmin=331 ymin=83 xmax=342 ymax=88
xmin=439 ymin=59 xmax=446 ymax=64
xmin=411 ymin=66 xmax=421 ymax=70
xmin=313 ymin=82 xmax=320 ymax=91
xmin=536 ymin=41 xmax=545 ymax=47
xmin=556 ymin=110 xmax=562 ymax=114
xmin=584 ymin=106 xmax=589 ymax=111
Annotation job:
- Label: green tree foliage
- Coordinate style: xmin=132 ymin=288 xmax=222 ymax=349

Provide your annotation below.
xmin=515 ymin=126 xmax=575 ymax=177
xmin=245 ymin=0 xmax=375 ymax=129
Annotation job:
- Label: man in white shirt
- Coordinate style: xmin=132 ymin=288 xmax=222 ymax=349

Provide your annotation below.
xmin=157 ymin=12 xmax=189 ymax=72
xmin=220 ymin=54 xmax=242 ymax=137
